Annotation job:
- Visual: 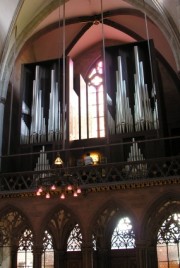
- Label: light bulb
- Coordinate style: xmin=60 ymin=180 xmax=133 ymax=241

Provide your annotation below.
xmin=45 ymin=192 xmax=50 ymax=199
xmin=73 ymin=191 xmax=78 ymax=197
xmin=36 ymin=191 xmax=41 ymax=196
xmin=77 ymin=187 xmax=81 ymax=194
xmin=51 ymin=184 xmax=56 ymax=190
xmin=38 ymin=187 xmax=43 ymax=193
xmin=67 ymin=185 xmax=73 ymax=191
xmin=60 ymin=193 xmax=65 ymax=199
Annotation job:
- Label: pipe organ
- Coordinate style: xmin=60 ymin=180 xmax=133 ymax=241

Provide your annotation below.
xmin=34 ymin=146 xmax=51 ymax=180
xmin=21 ymin=65 xmax=62 ymax=144
xmin=116 ymin=56 xmax=133 ymax=133
xmin=125 ymin=138 xmax=147 ymax=176
xmin=48 ymin=69 xmax=61 ymax=142
xmin=20 ymin=40 xmax=163 ymax=162
xmin=114 ymin=45 xmax=159 ymax=134
xmin=133 ymin=46 xmax=158 ymax=131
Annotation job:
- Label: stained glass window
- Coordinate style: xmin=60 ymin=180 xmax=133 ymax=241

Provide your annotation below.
xmin=111 ymin=217 xmax=135 ymax=249
xmin=67 ymin=224 xmax=82 ymax=251
xmin=17 ymin=229 xmax=33 ymax=268
xmin=157 ymin=213 xmax=180 ymax=268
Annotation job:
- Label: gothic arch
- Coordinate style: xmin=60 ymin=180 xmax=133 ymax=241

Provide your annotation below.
xmin=0 ymin=205 xmax=34 ymax=247
xmin=141 ymin=191 xmax=180 ymax=245
xmin=38 ymin=204 xmax=83 ymax=250
xmin=91 ymin=199 xmax=137 ymax=249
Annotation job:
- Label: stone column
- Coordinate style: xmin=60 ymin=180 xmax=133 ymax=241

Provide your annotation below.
xmin=81 ymin=243 xmax=94 ymax=268
xmin=146 ymin=245 xmax=158 ymax=268
xmin=54 ymin=249 xmax=66 ymax=268
xmin=96 ymin=248 xmax=110 ymax=268
xmin=136 ymin=240 xmax=148 ymax=268
xmin=11 ymin=245 xmax=18 ymax=268
xmin=136 ymin=240 xmax=158 ymax=268
xmin=32 ymin=246 xmax=43 ymax=268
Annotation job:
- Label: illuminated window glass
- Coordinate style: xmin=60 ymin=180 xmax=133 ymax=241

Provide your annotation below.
xmin=88 ymin=61 xmax=105 ymax=138
xmin=157 ymin=213 xmax=180 ymax=268
xmin=67 ymin=224 xmax=82 ymax=251
xmin=111 ymin=217 xmax=135 ymax=249
xmin=17 ymin=229 xmax=33 ymax=268
xmin=92 ymin=234 xmax=97 ymax=250
xmin=41 ymin=230 xmax=54 ymax=268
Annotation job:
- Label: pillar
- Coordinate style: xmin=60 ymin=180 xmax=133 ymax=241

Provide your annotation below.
xmin=136 ymin=240 xmax=158 ymax=268
xmin=97 ymin=248 xmax=110 ymax=268
xmin=32 ymin=246 xmax=43 ymax=268
xmin=81 ymin=242 xmax=94 ymax=268
xmin=54 ymin=249 xmax=66 ymax=268
xmin=11 ymin=245 xmax=18 ymax=268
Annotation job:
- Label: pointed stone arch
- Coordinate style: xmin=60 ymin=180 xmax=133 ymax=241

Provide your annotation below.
xmin=0 ymin=205 xmax=34 ymax=247
xmin=39 ymin=204 xmax=83 ymax=250
xmin=141 ymin=191 xmax=180 ymax=245
xmin=90 ymin=199 xmax=137 ymax=249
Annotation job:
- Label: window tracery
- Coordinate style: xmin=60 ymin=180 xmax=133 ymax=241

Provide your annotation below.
xmin=111 ymin=217 xmax=135 ymax=249
xmin=0 ymin=211 xmax=24 ymax=246
xmin=67 ymin=224 xmax=82 ymax=251
xmin=17 ymin=229 xmax=33 ymax=268
xmin=157 ymin=213 xmax=180 ymax=268
xmin=42 ymin=230 xmax=54 ymax=268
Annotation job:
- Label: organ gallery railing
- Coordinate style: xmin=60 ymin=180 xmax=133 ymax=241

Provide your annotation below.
xmin=0 ymin=136 xmax=179 ymax=196
xmin=0 ymin=155 xmax=179 ymax=196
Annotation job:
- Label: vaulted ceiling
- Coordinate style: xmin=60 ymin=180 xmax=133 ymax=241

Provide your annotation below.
xmin=0 ymin=0 xmax=179 ymax=96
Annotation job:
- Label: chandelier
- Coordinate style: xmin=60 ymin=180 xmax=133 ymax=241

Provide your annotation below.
xmin=36 ymin=153 xmax=82 ymax=199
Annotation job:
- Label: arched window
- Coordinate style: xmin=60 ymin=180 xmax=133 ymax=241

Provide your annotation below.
xmin=111 ymin=217 xmax=135 ymax=249
xmin=157 ymin=213 xmax=180 ymax=268
xmin=87 ymin=61 xmax=105 ymax=138
xmin=41 ymin=230 xmax=54 ymax=268
xmin=67 ymin=224 xmax=82 ymax=251
xmin=17 ymin=229 xmax=33 ymax=268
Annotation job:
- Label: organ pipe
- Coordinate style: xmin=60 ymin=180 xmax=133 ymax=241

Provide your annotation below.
xmin=21 ymin=65 xmax=62 ymax=144
xmin=125 ymin=138 xmax=147 ymax=175
xmin=115 ymin=56 xmax=133 ymax=133
xmin=115 ymin=46 xmax=159 ymax=134
xmin=34 ymin=146 xmax=51 ymax=180
xmin=134 ymin=46 xmax=158 ymax=131
xmin=48 ymin=70 xmax=61 ymax=142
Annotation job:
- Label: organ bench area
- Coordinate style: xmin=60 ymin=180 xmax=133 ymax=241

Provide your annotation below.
xmin=4 ymin=39 xmax=169 ymax=173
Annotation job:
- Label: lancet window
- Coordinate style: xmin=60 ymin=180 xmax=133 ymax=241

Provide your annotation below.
xmin=67 ymin=224 xmax=82 ymax=251
xmin=157 ymin=213 xmax=180 ymax=268
xmin=41 ymin=230 xmax=54 ymax=268
xmin=17 ymin=229 xmax=33 ymax=268
xmin=111 ymin=217 xmax=135 ymax=249
xmin=87 ymin=61 xmax=105 ymax=138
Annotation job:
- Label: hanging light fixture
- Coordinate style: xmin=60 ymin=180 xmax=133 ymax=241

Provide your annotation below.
xmin=36 ymin=174 xmax=82 ymax=199
xmin=36 ymin=156 xmax=82 ymax=199
xmin=54 ymin=153 xmax=63 ymax=165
